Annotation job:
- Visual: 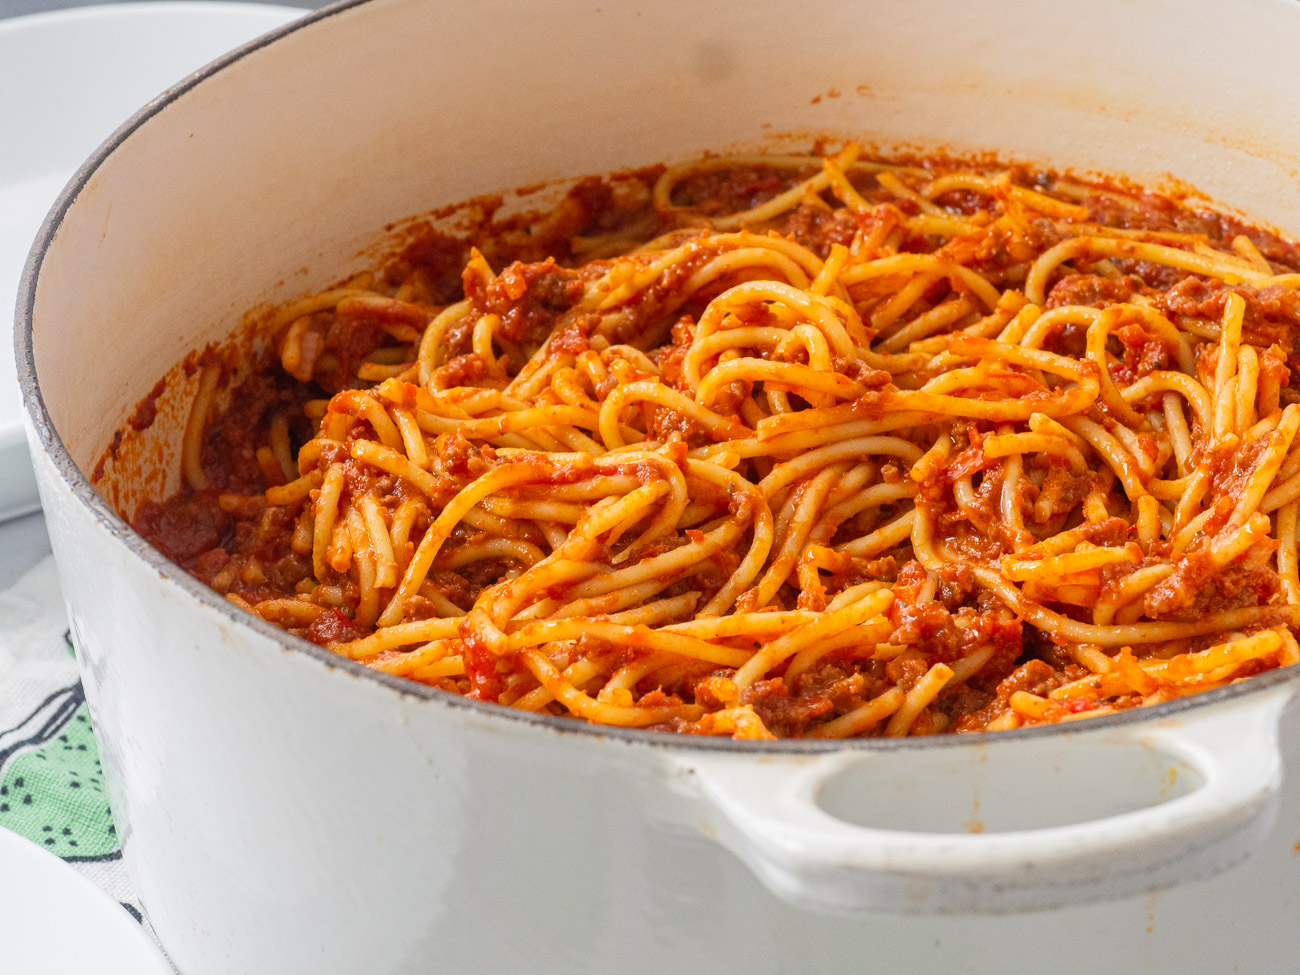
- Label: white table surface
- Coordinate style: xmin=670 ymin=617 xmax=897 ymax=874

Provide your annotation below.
xmin=1 ymin=0 xmax=320 ymax=588
xmin=0 ymin=511 xmax=51 ymax=589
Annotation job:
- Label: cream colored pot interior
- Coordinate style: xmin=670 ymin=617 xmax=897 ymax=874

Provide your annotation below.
xmin=31 ymin=0 xmax=1300 ymax=513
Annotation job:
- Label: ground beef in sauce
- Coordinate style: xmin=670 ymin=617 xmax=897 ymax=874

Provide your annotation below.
xmin=120 ymin=153 xmax=1300 ymax=739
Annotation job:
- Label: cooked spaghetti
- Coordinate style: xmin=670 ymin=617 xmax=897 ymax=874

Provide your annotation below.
xmin=130 ymin=145 xmax=1300 ymax=739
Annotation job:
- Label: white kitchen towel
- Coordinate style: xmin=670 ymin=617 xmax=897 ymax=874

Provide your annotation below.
xmin=0 ymin=556 xmax=153 ymax=930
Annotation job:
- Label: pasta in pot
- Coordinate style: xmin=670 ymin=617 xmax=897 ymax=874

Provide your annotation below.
xmin=126 ymin=144 xmax=1300 ymax=739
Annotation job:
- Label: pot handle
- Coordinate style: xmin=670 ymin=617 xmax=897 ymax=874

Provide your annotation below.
xmin=665 ymin=684 xmax=1295 ymax=914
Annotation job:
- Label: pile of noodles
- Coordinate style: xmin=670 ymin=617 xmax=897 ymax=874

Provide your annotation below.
xmin=176 ymin=145 xmax=1300 ymax=738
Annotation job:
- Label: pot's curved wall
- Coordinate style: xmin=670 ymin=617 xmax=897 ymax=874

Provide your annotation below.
xmin=33 ymin=441 xmax=1300 ymax=973
xmin=32 ymin=0 xmax=1300 ymax=508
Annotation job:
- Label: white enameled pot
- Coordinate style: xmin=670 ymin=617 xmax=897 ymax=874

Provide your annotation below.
xmin=17 ymin=0 xmax=1300 ymax=971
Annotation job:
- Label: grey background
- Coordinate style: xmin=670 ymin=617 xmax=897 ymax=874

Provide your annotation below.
xmin=1 ymin=0 xmax=316 ymax=17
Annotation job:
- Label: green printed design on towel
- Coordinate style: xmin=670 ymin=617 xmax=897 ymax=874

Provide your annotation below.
xmin=0 ymin=697 xmax=117 ymax=859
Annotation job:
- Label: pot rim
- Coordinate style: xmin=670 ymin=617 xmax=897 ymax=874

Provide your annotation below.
xmin=16 ymin=0 xmax=1300 ymax=756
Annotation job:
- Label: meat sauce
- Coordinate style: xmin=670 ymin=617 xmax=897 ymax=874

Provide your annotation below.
xmin=125 ymin=153 xmax=1300 ymax=737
